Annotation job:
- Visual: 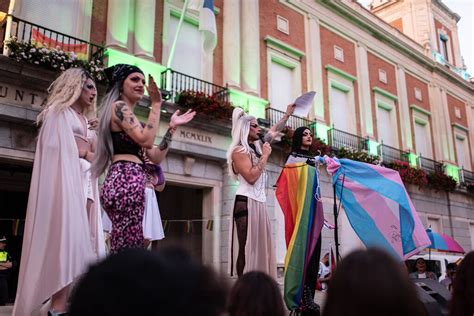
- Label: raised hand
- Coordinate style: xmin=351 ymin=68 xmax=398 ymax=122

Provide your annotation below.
xmin=88 ymin=118 xmax=99 ymax=131
xmin=285 ymin=103 xmax=295 ymax=116
xmin=146 ymin=74 xmax=162 ymax=104
xmin=170 ymin=109 xmax=196 ymax=128
xmin=262 ymin=142 xmax=272 ymax=157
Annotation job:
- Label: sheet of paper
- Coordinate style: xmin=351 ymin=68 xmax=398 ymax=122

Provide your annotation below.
xmin=293 ymin=91 xmax=316 ymax=117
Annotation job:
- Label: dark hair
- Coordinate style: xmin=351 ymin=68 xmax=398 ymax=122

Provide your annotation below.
xmin=69 ymin=247 xmax=228 ymax=316
xmin=291 ymin=126 xmax=311 ymax=153
xmin=446 ymin=263 xmax=456 ymax=271
xmin=228 ymin=271 xmax=286 ymax=316
xmin=449 ymin=251 xmax=474 ymax=316
xmin=323 ymin=248 xmax=427 ymax=316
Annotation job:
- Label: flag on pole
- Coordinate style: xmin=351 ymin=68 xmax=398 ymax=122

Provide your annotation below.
xmin=323 ymin=156 xmax=431 ymax=260
xmin=276 ymin=162 xmax=324 ymax=311
xmin=329 ymin=247 xmax=336 ymax=272
xmin=188 ymin=0 xmax=217 ymax=52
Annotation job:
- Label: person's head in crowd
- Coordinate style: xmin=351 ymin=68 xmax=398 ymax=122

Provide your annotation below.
xmin=321 ymin=252 xmax=329 ymax=266
xmin=291 ymin=126 xmax=313 ymax=154
xmin=227 ymin=271 xmax=286 ymax=316
xmin=69 ymin=247 xmax=228 ymax=316
xmin=323 ymin=248 xmax=427 ymax=316
xmin=0 ymin=236 xmax=6 ymax=250
xmin=449 ymin=251 xmax=474 ymax=316
xmin=414 ymin=257 xmax=428 ymax=273
xmin=445 ymin=262 xmax=456 ymax=280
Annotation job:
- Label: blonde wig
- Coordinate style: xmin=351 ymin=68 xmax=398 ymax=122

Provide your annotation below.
xmin=226 ymin=107 xmax=262 ymax=180
xmin=37 ymin=68 xmax=96 ymax=124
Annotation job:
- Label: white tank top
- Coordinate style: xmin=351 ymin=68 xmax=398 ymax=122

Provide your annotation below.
xmin=235 ymin=150 xmax=267 ymax=202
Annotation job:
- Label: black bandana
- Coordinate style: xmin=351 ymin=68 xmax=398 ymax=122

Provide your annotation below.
xmin=104 ymin=64 xmax=144 ymax=92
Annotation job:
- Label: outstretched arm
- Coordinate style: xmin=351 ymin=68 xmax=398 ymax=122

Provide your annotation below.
xmin=268 ymin=103 xmax=295 ymax=140
xmin=146 ymin=109 xmax=196 ymax=164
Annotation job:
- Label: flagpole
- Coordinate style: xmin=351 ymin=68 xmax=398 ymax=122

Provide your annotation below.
xmin=333 ymin=184 xmax=340 ymax=263
xmin=165 ymin=0 xmax=190 ymax=90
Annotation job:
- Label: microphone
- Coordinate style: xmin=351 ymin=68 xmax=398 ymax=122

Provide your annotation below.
xmin=258 ymin=132 xmax=273 ymax=143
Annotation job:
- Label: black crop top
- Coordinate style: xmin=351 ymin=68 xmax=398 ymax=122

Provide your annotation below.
xmin=111 ymin=131 xmax=142 ymax=158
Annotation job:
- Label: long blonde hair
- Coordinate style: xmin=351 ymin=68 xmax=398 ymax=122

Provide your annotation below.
xmin=226 ymin=107 xmax=261 ymax=180
xmin=37 ymin=68 xmax=94 ymax=124
xmin=90 ymin=83 xmax=120 ymax=178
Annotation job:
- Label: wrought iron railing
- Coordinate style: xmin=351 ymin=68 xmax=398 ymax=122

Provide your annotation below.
xmin=327 ymin=128 xmax=368 ymax=152
xmin=418 ymin=156 xmax=443 ymax=174
xmin=160 ymin=68 xmax=229 ymax=103
xmin=265 ymin=107 xmax=315 ymax=132
xmin=378 ymin=144 xmax=409 ymax=165
xmin=3 ymin=15 xmax=104 ymax=61
xmin=459 ymin=168 xmax=474 ymax=186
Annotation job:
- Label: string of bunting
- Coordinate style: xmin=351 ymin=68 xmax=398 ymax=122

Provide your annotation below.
xmin=161 ymin=219 xmax=215 ymax=233
xmin=1 ymin=218 xmax=218 ymax=235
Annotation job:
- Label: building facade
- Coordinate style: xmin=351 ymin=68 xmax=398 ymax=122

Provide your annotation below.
xmin=0 ymin=0 xmax=473 ymax=294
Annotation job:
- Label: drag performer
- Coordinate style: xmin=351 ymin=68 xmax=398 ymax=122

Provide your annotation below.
xmin=227 ymin=104 xmax=294 ymax=278
xmin=287 ymin=126 xmax=322 ymax=316
xmin=91 ymin=64 xmax=195 ymax=253
xmin=14 ymin=68 xmax=104 ymax=316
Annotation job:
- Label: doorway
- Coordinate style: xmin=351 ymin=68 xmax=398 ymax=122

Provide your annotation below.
xmin=154 ymin=184 xmax=204 ymax=262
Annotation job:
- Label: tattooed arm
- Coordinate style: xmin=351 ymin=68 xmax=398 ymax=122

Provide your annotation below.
xmin=111 ymin=74 xmax=162 ymax=148
xmin=145 ymin=125 xmax=176 ymax=164
xmin=232 ymin=143 xmax=272 ymax=185
xmin=146 ymin=108 xmax=196 ymax=164
xmin=266 ymin=103 xmax=295 ymax=142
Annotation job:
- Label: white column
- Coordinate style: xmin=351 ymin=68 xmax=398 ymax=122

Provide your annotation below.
xmin=223 ymin=0 xmax=240 ymax=88
xmin=133 ymin=0 xmax=155 ymax=59
xmin=306 ymin=15 xmax=324 ymax=121
xmin=467 ymin=104 xmax=474 ymax=168
xmin=396 ymin=66 xmax=412 ymax=150
xmin=429 ymin=84 xmax=444 ymax=160
xmin=450 ymin=25 xmax=462 ymax=68
xmin=241 ymin=0 xmax=260 ymax=95
xmin=356 ymin=43 xmax=373 ymax=138
xmin=106 ymin=0 xmax=131 ymax=50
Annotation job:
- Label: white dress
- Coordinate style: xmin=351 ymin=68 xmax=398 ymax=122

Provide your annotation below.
xmin=142 ymin=187 xmax=165 ymax=241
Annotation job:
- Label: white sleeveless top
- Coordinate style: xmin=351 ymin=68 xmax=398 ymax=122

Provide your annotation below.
xmin=235 ymin=149 xmax=267 ymax=202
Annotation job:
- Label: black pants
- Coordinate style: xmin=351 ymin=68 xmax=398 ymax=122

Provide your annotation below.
xmin=0 ymin=276 xmax=8 ymax=305
xmin=300 ymin=236 xmax=321 ymax=316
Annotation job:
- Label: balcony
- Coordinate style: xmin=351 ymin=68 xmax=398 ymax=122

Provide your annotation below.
xmin=160 ymin=68 xmax=229 ymax=103
xmin=265 ymin=107 xmax=315 ymax=131
xmin=459 ymin=168 xmax=474 ymax=187
xmin=418 ymin=156 xmax=443 ymax=174
xmin=2 ymin=15 xmax=104 ymax=63
xmin=328 ymin=128 xmax=368 ymax=152
xmin=378 ymin=143 xmax=409 ymax=165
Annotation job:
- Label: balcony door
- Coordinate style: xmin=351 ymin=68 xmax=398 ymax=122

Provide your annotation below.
xmin=330 ymin=86 xmax=355 ymax=133
xmin=18 ymin=0 xmax=92 ymax=40
xmin=455 ymin=133 xmax=471 ymax=170
xmin=414 ymin=118 xmax=433 ymax=159
xmin=168 ymin=15 xmax=202 ymax=79
xmin=269 ymin=60 xmax=295 ymax=112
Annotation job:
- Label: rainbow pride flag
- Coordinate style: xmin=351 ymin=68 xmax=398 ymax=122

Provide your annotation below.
xmin=276 ymin=162 xmax=324 ymax=311
xmin=324 ymin=156 xmax=430 ymax=259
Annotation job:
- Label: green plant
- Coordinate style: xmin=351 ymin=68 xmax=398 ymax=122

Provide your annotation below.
xmin=426 ymin=171 xmax=457 ymax=192
xmin=5 ymin=37 xmax=105 ymax=82
xmin=387 ymin=160 xmax=428 ymax=188
xmin=337 ymin=147 xmax=379 ymax=164
xmin=175 ymin=90 xmax=234 ymax=121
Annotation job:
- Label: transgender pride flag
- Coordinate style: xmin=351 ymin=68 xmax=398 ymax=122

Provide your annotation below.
xmin=324 ymin=157 xmax=430 ymax=260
